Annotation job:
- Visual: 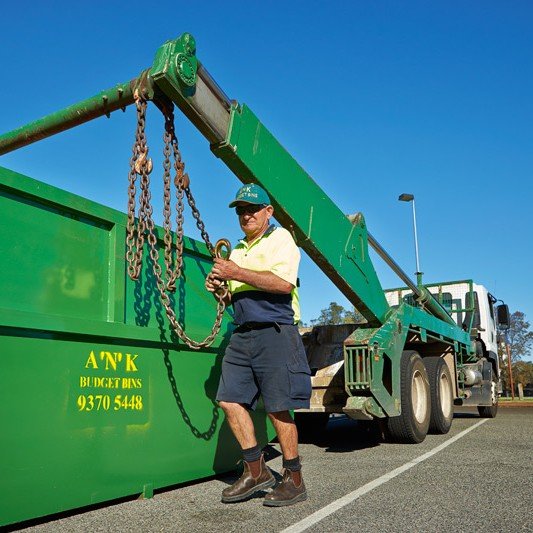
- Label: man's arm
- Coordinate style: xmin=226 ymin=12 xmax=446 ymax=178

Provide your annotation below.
xmin=211 ymin=258 xmax=293 ymax=294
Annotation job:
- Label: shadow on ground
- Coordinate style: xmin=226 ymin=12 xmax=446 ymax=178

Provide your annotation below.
xmin=296 ymin=415 xmax=382 ymax=453
xmin=453 ymin=407 xmax=482 ymax=419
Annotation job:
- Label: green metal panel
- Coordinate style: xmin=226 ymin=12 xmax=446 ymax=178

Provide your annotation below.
xmin=1 ymin=182 xmax=111 ymax=322
xmin=0 ymin=166 xmax=273 ymax=527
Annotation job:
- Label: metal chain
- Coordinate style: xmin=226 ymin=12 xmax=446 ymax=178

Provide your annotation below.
xmin=126 ymin=95 xmax=149 ymax=280
xmin=184 ymin=186 xmax=215 ymax=257
xmin=126 ymin=95 xmax=228 ymax=350
xmin=162 ymin=110 xmax=181 ymax=292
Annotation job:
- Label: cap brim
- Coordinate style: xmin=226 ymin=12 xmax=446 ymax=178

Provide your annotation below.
xmin=228 ymin=200 xmax=260 ymax=208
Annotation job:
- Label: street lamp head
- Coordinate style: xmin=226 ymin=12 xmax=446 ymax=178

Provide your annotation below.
xmin=398 ymin=193 xmax=414 ymax=202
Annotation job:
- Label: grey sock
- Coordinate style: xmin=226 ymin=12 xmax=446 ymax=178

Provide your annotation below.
xmin=242 ymin=444 xmax=262 ymax=463
xmin=282 ymin=456 xmax=301 ymax=471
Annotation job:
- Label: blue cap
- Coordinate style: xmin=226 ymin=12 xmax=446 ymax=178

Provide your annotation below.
xmin=228 ymin=183 xmax=271 ymax=208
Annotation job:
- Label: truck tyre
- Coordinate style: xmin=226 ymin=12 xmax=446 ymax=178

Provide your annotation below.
xmin=478 ymin=378 xmax=498 ymax=418
xmin=384 ymin=351 xmax=430 ymax=444
xmin=424 ymin=356 xmax=453 ymax=434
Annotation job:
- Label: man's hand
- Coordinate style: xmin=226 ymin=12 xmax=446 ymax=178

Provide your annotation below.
xmin=205 ymin=272 xmax=224 ymax=293
xmin=205 ymin=271 xmax=232 ymax=306
xmin=211 ymin=258 xmax=241 ymax=282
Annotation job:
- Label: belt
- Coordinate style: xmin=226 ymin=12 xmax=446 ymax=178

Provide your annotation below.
xmin=235 ymin=322 xmax=282 ymax=332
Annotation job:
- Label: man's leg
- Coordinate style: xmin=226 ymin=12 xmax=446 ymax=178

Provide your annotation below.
xmin=218 ymin=401 xmax=275 ymax=503
xmin=267 ymin=410 xmax=298 ymax=459
xmin=219 ymin=401 xmax=257 ymax=449
xmin=264 ymin=410 xmax=307 ymax=507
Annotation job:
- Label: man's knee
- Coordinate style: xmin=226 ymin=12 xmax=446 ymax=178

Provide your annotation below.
xmin=218 ymin=400 xmax=244 ymax=415
xmin=218 ymin=400 xmax=232 ymax=413
xmin=268 ymin=410 xmax=294 ymax=424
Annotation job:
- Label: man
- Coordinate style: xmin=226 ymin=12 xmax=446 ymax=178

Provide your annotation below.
xmin=205 ymin=183 xmax=311 ymax=507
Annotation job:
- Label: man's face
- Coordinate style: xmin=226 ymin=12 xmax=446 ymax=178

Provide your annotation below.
xmin=235 ymin=202 xmax=273 ymax=239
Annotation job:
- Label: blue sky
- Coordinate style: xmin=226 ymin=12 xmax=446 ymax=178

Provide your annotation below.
xmin=2 ymin=1 xmax=532 ymax=358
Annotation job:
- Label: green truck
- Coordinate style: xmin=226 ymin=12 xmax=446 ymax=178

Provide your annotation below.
xmin=0 ymin=33 xmax=509 ymax=526
xmin=299 ymin=279 xmax=508 ymax=442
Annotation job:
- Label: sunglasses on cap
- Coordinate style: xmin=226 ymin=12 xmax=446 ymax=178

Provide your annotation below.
xmin=235 ymin=204 xmax=267 ymax=216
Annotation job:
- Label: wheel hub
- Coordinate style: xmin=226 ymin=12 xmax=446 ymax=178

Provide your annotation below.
xmin=411 ymin=370 xmax=428 ymax=423
xmin=439 ymin=371 xmax=453 ymax=418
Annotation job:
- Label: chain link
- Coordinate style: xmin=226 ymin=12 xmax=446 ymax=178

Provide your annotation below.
xmin=126 ymin=94 xmax=229 ymax=350
xmin=125 ymin=95 xmax=148 ymax=280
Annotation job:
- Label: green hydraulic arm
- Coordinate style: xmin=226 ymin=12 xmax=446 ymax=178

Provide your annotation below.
xmin=0 ymin=32 xmax=456 ymax=330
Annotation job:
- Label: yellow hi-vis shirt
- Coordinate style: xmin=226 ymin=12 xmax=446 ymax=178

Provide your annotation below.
xmin=228 ymin=225 xmax=301 ymax=325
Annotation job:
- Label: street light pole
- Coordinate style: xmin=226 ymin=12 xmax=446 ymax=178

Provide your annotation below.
xmin=411 ymin=197 xmax=420 ymax=275
xmin=399 ymin=193 xmax=423 ymax=285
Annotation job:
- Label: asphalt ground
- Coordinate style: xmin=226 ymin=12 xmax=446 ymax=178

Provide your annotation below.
xmin=13 ymin=407 xmax=533 ymax=533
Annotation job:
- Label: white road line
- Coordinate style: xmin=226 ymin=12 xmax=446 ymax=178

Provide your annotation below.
xmin=281 ymin=419 xmax=489 ymax=533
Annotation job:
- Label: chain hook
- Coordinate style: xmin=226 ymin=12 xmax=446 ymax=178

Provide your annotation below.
xmin=213 ymin=238 xmax=231 ymax=302
xmin=214 ymin=238 xmax=231 ymax=259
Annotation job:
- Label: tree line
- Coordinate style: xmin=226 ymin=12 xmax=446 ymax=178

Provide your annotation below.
xmin=308 ymin=302 xmax=366 ymax=326
xmin=498 ymin=311 xmax=533 ymax=395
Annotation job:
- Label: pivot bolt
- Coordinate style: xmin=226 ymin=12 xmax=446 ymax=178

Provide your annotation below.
xmin=175 ymin=53 xmax=196 ymax=86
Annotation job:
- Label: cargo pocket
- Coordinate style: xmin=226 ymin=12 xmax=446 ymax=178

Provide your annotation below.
xmin=287 ymin=360 xmax=312 ymax=400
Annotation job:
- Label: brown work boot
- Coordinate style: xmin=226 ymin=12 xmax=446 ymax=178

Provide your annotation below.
xmin=221 ymin=455 xmax=275 ymax=503
xmin=263 ymin=468 xmax=307 ymax=507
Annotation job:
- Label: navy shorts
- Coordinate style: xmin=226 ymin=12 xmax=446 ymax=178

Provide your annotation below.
xmin=216 ymin=324 xmax=311 ymax=413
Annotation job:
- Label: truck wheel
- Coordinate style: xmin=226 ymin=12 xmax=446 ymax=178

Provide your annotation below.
xmin=424 ymin=356 xmax=453 ymax=434
xmin=384 ymin=351 xmax=430 ymax=443
xmin=478 ymin=378 xmax=498 ymax=418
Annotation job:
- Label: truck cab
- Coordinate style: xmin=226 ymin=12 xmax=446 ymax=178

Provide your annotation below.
xmin=471 ymin=283 xmax=500 ymax=375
